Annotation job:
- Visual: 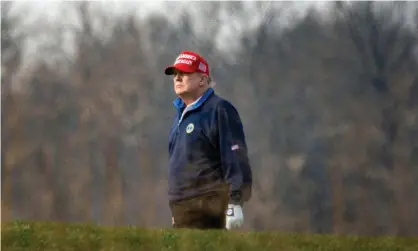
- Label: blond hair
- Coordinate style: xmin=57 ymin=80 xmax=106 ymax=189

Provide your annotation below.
xmin=209 ymin=78 xmax=216 ymax=87
xmin=205 ymin=75 xmax=216 ymax=87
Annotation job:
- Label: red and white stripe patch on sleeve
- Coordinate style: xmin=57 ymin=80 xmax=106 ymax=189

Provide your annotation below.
xmin=231 ymin=144 xmax=240 ymax=151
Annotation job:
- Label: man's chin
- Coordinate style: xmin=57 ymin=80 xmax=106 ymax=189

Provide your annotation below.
xmin=175 ymin=90 xmax=187 ymax=96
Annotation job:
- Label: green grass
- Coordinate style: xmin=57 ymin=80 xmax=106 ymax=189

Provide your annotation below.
xmin=1 ymin=221 xmax=417 ymax=251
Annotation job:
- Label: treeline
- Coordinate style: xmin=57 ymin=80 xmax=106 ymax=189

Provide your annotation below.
xmin=2 ymin=1 xmax=418 ymax=236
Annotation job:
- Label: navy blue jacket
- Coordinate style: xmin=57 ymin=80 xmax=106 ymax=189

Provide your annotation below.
xmin=168 ymin=88 xmax=252 ymax=204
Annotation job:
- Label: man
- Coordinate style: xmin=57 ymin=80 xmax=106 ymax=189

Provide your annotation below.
xmin=164 ymin=51 xmax=252 ymax=230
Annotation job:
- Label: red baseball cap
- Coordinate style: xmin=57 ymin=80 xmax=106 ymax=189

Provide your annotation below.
xmin=164 ymin=51 xmax=210 ymax=76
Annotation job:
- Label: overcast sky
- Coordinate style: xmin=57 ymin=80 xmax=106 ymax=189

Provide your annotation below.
xmin=10 ymin=1 xmax=327 ymax=56
xmin=12 ymin=1 xmax=326 ymax=19
xmin=7 ymin=0 xmax=416 ymax=62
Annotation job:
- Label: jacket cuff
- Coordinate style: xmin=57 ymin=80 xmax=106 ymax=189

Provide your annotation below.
xmin=228 ymin=190 xmax=242 ymax=205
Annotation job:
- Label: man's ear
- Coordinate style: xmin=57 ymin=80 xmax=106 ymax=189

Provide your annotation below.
xmin=199 ymin=75 xmax=206 ymax=86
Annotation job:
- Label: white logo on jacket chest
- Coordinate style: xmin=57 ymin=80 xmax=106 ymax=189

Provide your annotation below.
xmin=186 ymin=123 xmax=194 ymax=134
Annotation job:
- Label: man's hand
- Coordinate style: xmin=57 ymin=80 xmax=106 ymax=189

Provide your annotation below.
xmin=225 ymin=204 xmax=244 ymax=230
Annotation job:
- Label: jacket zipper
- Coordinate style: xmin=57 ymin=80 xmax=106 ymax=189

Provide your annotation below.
xmin=176 ymin=106 xmax=193 ymax=133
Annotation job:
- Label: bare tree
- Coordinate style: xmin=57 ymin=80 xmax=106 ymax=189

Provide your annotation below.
xmin=1 ymin=0 xmax=25 ymax=222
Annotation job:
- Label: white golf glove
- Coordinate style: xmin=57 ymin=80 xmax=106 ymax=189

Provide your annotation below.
xmin=225 ymin=204 xmax=244 ymax=230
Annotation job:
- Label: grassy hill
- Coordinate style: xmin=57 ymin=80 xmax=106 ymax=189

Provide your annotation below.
xmin=2 ymin=221 xmax=417 ymax=251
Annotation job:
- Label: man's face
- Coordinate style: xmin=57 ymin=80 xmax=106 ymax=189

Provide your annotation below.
xmin=172 ymin=69 xmax=202 ymax=96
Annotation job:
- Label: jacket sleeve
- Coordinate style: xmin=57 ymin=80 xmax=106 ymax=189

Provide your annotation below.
xmin=216 ymin=100 xmax=252 ymax=205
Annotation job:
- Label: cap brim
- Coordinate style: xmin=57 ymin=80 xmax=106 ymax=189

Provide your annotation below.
xmin=164 ymin=65 xmax=195 ymax=75
xmin=164 ymin=66 xmax=176 ymax=75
